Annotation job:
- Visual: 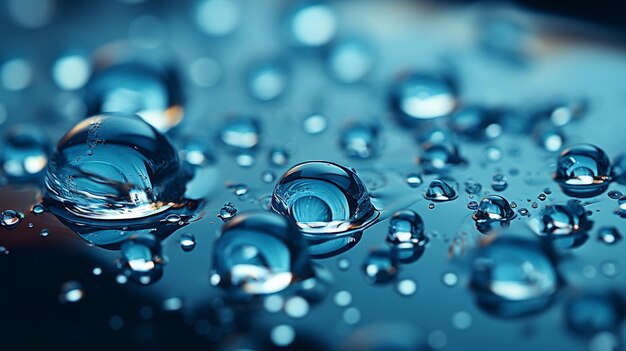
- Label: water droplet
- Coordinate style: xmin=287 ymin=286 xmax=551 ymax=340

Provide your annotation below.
xmin=162 ymin=297 xmax=183 ymax=311
xmin=554 ymin=144 xmax=611 ymax=198
xmin=218 ymin=116 xmax=260 ymax=151
xmin=59 ymin=281 xmax=84 ymax=303
xmin=530 ymin=200 xmax=592 ymax=249
xmin=534 ymin=124 xmax=565 ymax=152
xmin=177 ymin=135 xmax=215 ymax=167
xmin=588 ymin=332 xmax=619 ymax=351
xmin=565 ymin=290 xmax=626 ymax=335
xmin=396 ymin=279 xmax=417 ymax=296
xmin=518 ymin=208 xmax=529 ymax=216
xmin=491 ymin=173 xmax=508 ymax=192
xmin=119 ymin=233 xmax=164 ymax=285
xmin=451 ymin=311 xmax=472 ymax=330
xmin=218 ymin=202 xmax=237 ymax=221
xmin=264 ymin=294 xmax=284 ymax=313
xmin=328 ymin=38 xmax=374 ymax=83
xmin=428 ymin=330 xmax=447 ymax=350
xmin=210 ymin=211 xmax=314 ymax=296
xmin=531 ymin=202 xmax=539 ymax=209
xmin=30 ymin=203 xmax=45 ymax=215
xmin=464 ymin=179 xmax=482 ymax=195
xmin=44 ymin=114 xmax=186 ymax=221
xmin=339 ymin=122 xmax=381 ymax=159
xmin=442 ymin=272 xmax=458 ymax=287
xmin=1 ymin=209 xmax=23 ymax=228
xmin=92 ymin=267 xmax=102 ymax=276
xmin=85 ymin=62 xmax=183 ymax=132
xmin=284 ymin=296 xmax=310 ymax=318
xmin=52 ymin=54 xmax=91 ymax=91
xmin=428 ymin=203 xmax=435 ymax=210
xmin=597 ymin=227 xmax=622 ymax=245
xmin=538 ymin=193 xmax=547 ymax=201
xmin=607 ymin=190 xmax=622 ymax=200
xmin=467 ymin=201 xmax=479 ymax=210
xmin=302 ymin=114 xmax=328 ymax=135
xmin=600 ymin=261 xmax=620 ymax=277
xmin=337 ymin=258 xmax=351 ymax=271
xmin=271 ymin=324 xmax=295 ymax=347
xmin=485 ymin=146 xmax=503 ymax=163
xmin=472 ymin=194 xmax=516 ymax=223
xmin=1 ymin=124 xmax=50 ymax=183
xmin=424 ymin=179 xmax=458 ymax=202
xmin=179 ymin=233 xmax=196 ymax=252
xmin=261 ymin=171 xmax=276 ymax=184
xmin=334 ymin=290 xmax=352 ymax=306
xmin=269 ymin=147 xmax=290 ymax=167
xmin=417 ymin=128 xmax=465 ymax=174
xmin=247 ymin=60 xmax=288 ymax=102
xmin=362 ymin=248 xmax=398 ymax=285
xmin=386 ymin=210 xmax=426 ymax=249
xmin=449 ymin=106 xmax=501 ymax=140
xmin=40 ymin=228 xmax=49 ymax=237
xmin=271 ymin=161 xmax=377 ymax=236
xmin=194 ymin=0 xmax=241 ymax=36
xmin=405 ymin=173 xmax=423 ymax=188
xmin=287 ymin=3 xmax=337 ymax=47
xmin=391 ymin=72 xmax=458 ymax=123
xmin=343 ymin=307 xmax=362 ymax=325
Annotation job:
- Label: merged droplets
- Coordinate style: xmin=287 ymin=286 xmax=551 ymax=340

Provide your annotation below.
xmin=43 ymin=114 xmax=186 ymax=221
xmin=0 ymin=124 xmax=50 ymax=183
xmin=391 ymin=72 xmax=458 ymax=123
xmin=84 ymin=62 xmax=184 ymax=133
xmin=554 ymin=144 xmax=611 ymax=198
xmin=470 ymin=236 xmax=561 ymax=318
xmin=424 ymin=179 xmax=458 ymax=202
xmin=210 ymin=211 xmax=314 ymax=297
xmin=339 ymin=122 xmax=382 ymax=159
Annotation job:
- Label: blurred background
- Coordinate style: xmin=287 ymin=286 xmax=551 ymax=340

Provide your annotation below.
xmin=1 ymin=1 xmax=626 ymax=350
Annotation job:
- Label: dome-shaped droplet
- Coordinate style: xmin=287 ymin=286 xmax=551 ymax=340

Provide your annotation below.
xmin=611 ymin=153 xmax=626 ymax=185
xmin=0 ymin=124 xmax=50 ymax=183
xmin=417 ymin=128 xmax=465 ymax=174
xmin=391 ymin=72 xmax=458 ymax=123
xmin=470 ymin=237 xmax=561 ymax=318
xmin=362 ymin=248 xmax=398 ymax=285
xmin=84 ymin=62 xmax=184 ymax=132
xmin=565 ymin=290 xmax=626 ymax=335
xmin=210 ymin=211 xmax=314 ymax=297
xmin=448 ymin=106 xmax=501 ymax=141
xmin=271 ymin=161 xmax=378 ymax=235
xmin=597 ymin=227 xmax=622 ymax=245
xmin=1 ymin=209 xmax=23 ymax=228
xmin=554 ymin=144 xmax=611 ymax=198
xmin=327 ymin=38 xmax=374 ymax=83
xmin=424 ymin=179 xmax=458 ymax=202
xmin=386 ymin=210 xmax=426 ymax=249
xmin=339 ymin=122 xmax=382 ymax=159
xmin=247 ymin=60 xmax=289 ymax=102
xmin=530 ymin=200 xmax=592 ymax=249
xmin=472 ymin=195 xmax=516 ymax=223
xmin=43 ymin=114 xmax=186 ymax=221
xmin=118 ymin=233 xmax=164 ymax=285
xmin=218 ymin=116 xmax=261 ymax=151
xmin=179 ymin=233 xmax=196 ymax=252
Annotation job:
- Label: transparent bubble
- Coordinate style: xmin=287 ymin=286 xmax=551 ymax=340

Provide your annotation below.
xmin=218 ymin=116 xmax=261 ymax=151
xmin=424 ymin=179 xmax=458 ymax=202
xmin=448 ymin=106 xmax=501 ymax=141
xmin=470 ymin=237 xmax=561 ymax=318
xmin=271 ymin=161 xmax=378 ymax=235
xmin=417 ymin=128 xmax=465 ymax=174
xmin=210 ymin=211 xmax=314 ymax=297
xmin=327 ymin=38 xmax=374 ymax=83
xmin=44 ymin=114 xmax=186 ymax=221
xmin=118 ymin=233 xmax=164 ymax=285
xmin=339 ymin=122 xmax=382 ymax=159
xmin=565 ymin=290 xmax=626 ymax=335
xmin=1 ymin=209 xmax=23 ymax=228
xmin=597 ymin=227 xmax=622 ymax=246
xmin=179 ymin=233 xmax=196 ymax=252
xmin=472 ymin=195 xmax=516 ymax=223
xmin=554 ymin=144 xmax=611 ymax=198
xmin=85 ymin=62 xmax=184 ymax=133
xmin=391 ymin=72 xmax=458 ymax=123
xmin=287 ymin=3 xmax=337 ymax=47
xmin=386 ymin=210 xmax=426 ymax=249
xmin=362 ymin=248 xmax=398 ymax=285
xmin=1 ymin=124 xmax=50 ymax=183
xmin=59 ymin=281 xmax=84 ymax=303
xmin=247 ymin=60 xmax=289 ymax=102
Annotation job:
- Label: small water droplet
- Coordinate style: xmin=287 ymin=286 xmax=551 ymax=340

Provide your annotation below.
xmin=247 ymin=60 xmax=288 ymax=102
xmin=538 ymin=193 xmax=547 ymax=201
xmin=386 ymin=210 xmax=426 ymax=249
xmin=607 ymin=190 xmax=622 ymax=200
xmin=428 ymin=203 xmax=435 ymax=209
xmin=287 ymin=3 xmax=337 ymax=47
xmin=40 ymin=228 xmax=49 ymax=237
xmin=442 ymin=272 xmax=458 ymax=287
xmin=218 ymin=116 xmax=260 ymax=151
xmin=417 ymin=128 xmax=465 ymax=174
xmin=396 ymin=279 xmax=417 ymax=296
xmin=30 ymin=203 xmax=45 ymax=214
xmin=518 ymin=208 xmax=529 ymax=216
xmin=485 ymin=146 xmax=503 ymax=163
xmin=337 ymin=258 xmax=351 ymax=271
xmin=119 ymin=234 xmax=164 ymax=285
xmin=449 ymin=106 xmax=501 ymax=141
xmin=491 ymin=173 xmax=508 ymax=192
xmin=271 ymin=324 xmax=295 ymax=347
xmin=531 ymin=201 xmax=539 ymax=209
xmin=217 ymin=202 xmax=237 ymax=221
xmin=362 ymin=248 xmax=398 ymax=285
xmin=464 ymin=179 xmax=482 ymax=195
xmin=530 ymin=200 xmax=592 ymax=249
xmin=328 ymin=38 xmax=374 ymax=83
xmin=406 ymin=172 xmax=423 ymax=188
xmin=179 ymin=233 xmax=196 ymax=252
xmin=472 ymin=194 xmax=516 ymax=223
xmin=391 ymin=72 xmax=458 ymax=123
xmin=451 ymin=311 xmax=472 ymax=330
xmin=554 ymin=144 xmax=611 ymax=198
xmin=340 ymin=122 xmax=381 ymax=159
xmin=303 ymin=114 xmax=328 ymax=135
xmin=261 ymin=171 xmax=276 ymax=184
xmin=59 ymin=281 xmax=84 ymax=303
xmin=424 ymin=179 xmax=458 ymax=202
xmin=334 ymin=290 xmax=352 ymax=306
xmin=467 ymin=201 xmax=479 ymax=210
xmin=1 ymin=124 xmax=49 ymax=182
xmin=597 ymin=227 xmax=622 ymax=245
xmin=92 ymin=267 xmax=102 ymax=276
xmin=268 ymin=147 xmax=290 ymax=167
xmin=284 ymin=296 xmax=310 ymax=319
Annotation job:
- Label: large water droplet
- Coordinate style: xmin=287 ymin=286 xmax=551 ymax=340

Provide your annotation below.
xmin=554 ymin=144 xmax=611 ymax=198
xmin=85 ymin=62 xmax=183 ymax=132
xmin=530 ymin=200 xmax=592 ymax=249
xmin=417 ymin=128 xmax=465 ymax=174
xmin=470 ymin=236 xmax=561 ymax=318
xmin=391 ymin=72 xmax=458 ymax=123
xmin=1 ymin=209 xmax=24 ymax=228
xmin=386 ymin=210 xmax=426 ymax=249
xmin=0 ymin=124 xmax=50 ymax=183
xmin=424 ymin=179 xmax=458 ymax=202
xmin=339 ymin=122 xmax=381 ymax=159
xmin=210 ymin=211 xmax=314 ymax=297
xmin=271 ymin=161 xmax=378 ymax=235
xmin=44 ymin=113 xmax=187 ymax=221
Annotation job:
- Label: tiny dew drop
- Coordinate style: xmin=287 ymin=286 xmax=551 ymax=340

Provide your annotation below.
xmin=40 ymin=228 xmax=49 ymax=237
xmin=217 ymin=202 xmax=237 ymax=221
xmin=179 ymin=233 xmax=196 ymax=252
xmin=59 ymin=281 xmax=84 ymax=303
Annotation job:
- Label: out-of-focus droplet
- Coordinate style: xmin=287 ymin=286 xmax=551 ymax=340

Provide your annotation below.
xmin=362 ymin=248 xmax=398 ymax=285
xmin=179 ymin=233 xmax=196 ymax=252
xmin=417 ymin=128 xmax=465 ymax=174
xmin=52 ymin=54 xmax=91 ymax=91
xmin=607 ymin=190 xmax=622 ymax=200
xmin=597 ymin=227 xmax=621 ymax=245
xmin=189 ymin=57 xmax=221 ymax=88
xmin=269 ymin=147 xmax=290 ymax=167
xmin=287 ymin=2 xmax=337 ymax=47
xmin=119 ymin=233 xmax=164 ymax=285
xmin=59 ymin=281 xmax=84 ymax=303
xmin=8 ymin=0 xmax=55 ymax=29
xmin=339 ymin=122 xmax=381 ymax=159
xmin=611 ymin=154 xmax=626 ymax=185
xmin=218 ymin=116 xmax=261 ymax=151
xmin=195 ymin=0 xmax=241 ymax=37
xmin=565 ymin=290 xmax=626 ymax=335
xmin=534 ymin=124 xmax=565 ymax=152
xmin=449 ymin=106 xmax=501 ymax=141
xmin=247 ymin=60 xmax=289 ymax=102
xmin=303 ymin=113 xmax=328 ymax=135
xmin=391 ymin=72 xmax=458 ymax=123
xmin=530 ymin=200 xmax=592 ymax=250
xmin=554 ymin=144 xmax=611 ymax=198
xmin=328 ymin=38 xmax=374 ymax=83
xmin=491 ymin=173 xmax=508 ymax=192
xmin=40 ymin=228 xmax=49 ymax=237
xmin=1 ymin=124 xmax=50 ymax=183
xmin=1 ymin=58 xmax=33 ymax=91
xmin=396 ymin=279 xmax=417 ymax=296
xmin=271 ymin=324 xmax=295 ymax=347
xmin=406 ymin=172 xmax=423 ymax=188
xmin=464 ymin=179 xmax=482 ymax=195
